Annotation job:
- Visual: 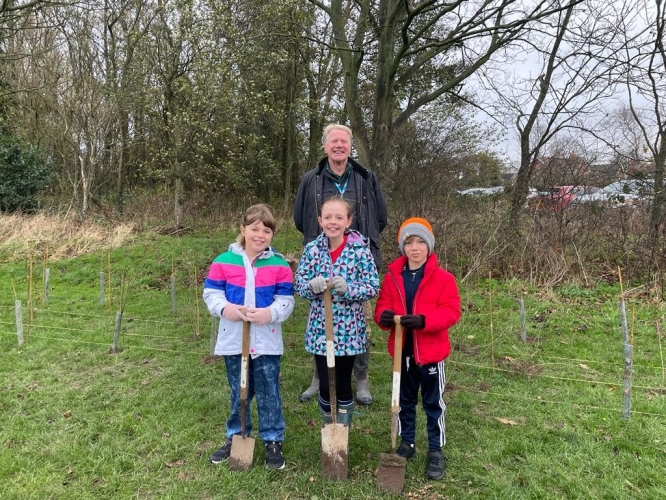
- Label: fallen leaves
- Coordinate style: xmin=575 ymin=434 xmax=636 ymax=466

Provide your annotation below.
xmin=495 ymin=417 xmax=519 ymax=426
xmin=163 ymin=460 xmax=185 ymax=468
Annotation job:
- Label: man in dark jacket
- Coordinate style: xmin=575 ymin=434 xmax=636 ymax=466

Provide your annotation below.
xmin=294 ymin=123 xmax=388 ymax=405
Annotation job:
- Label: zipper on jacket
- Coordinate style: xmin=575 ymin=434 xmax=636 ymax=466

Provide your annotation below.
xmin=391 ymin=262 xmax=432 ymax=366
xmin=356 ymin=172 xmax=365 ymax=228
xmin=388 ymin=270 xmax=410 ymax=359
xmin=410 ymin=265 xmax=434 ymax=366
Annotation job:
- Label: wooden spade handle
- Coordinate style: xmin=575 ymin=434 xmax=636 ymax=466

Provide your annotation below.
xmin=240 ymin=308 xmax=250 ymax=436
xmin=324 ymin=285 xmax=337 ymax=423
xmin=390 ymin=315 xmax=403 ymax=451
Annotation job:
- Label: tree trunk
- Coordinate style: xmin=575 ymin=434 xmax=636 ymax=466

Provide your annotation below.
xmin=282 ymin=56 xmax=297 ymax=212
xmin=174 ymin=173 xmax=184 ymax=227
xmin=115 ymin=109 xmax=129 ymax=215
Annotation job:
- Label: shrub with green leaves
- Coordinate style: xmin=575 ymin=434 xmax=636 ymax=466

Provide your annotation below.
xmin=0 ymin=137 xmax=52 ymax=212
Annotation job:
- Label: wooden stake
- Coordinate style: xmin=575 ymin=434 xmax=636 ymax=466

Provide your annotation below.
xmin=619 ymin=299 xmax=629 ymax=344
xmin=28 ymin=254 xmax=33 ymax=324
xmin=489 ymin=271 xmax=494 ymax=370
xmin=194 ymin=267 xmax=200 ymax=340
xmin=171 ymin=275 xmax=176 ymax=314
xmin=657 ymin=322 xmax=665 ymax=390
xmin=171 ymin=256 xmax=176 ymax=313
xmin=43 ymin=245 xmax=49 ymax=305
xmin=107 ymin=251 xmax=112 ymax=309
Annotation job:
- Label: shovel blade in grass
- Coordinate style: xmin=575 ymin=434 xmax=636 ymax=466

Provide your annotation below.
xmin=321 ymin=423 xmax=349 ymax=481
xmin=376 ymin=453 xmax=407 ymax=494
xmin=228 ymin=435 xmax=256 ymax=471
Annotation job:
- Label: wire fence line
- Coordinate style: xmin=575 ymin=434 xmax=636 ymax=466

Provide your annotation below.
xmin=3 ymin=273 xmax=665 ymax=419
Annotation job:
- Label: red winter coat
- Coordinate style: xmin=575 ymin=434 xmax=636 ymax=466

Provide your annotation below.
xmin=374 ymin=253 xmax=461 ymax=365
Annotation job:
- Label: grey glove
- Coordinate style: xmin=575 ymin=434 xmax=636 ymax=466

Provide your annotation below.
xmin=331 ymin=276 xmax=348 ymax=295
xmin=309 ymin=276 xmax=327 ymax=294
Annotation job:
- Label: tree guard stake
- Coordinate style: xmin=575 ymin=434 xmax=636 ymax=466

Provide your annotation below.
xmin=100 ymin=272 xmax=105 ymax=305
xmin=622 ymin=340 xmax=633 ymax=419
xmin=15 ymin=300 xmax=23 ymax=347
xmin=111 ymin=311 xmax=123 ymax=354
xmin=518 ymin=297 xmax=527 ymax=342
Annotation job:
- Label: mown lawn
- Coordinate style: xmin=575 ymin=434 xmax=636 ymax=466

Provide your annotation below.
xmin=1 ymin=228 xmax=665 ymax=499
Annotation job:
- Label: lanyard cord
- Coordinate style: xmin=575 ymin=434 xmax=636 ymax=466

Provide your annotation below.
xmin=333 ymin=175 xmax=349 ymax=195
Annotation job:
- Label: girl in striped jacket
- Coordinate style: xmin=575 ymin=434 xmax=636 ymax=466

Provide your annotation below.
xmin=203 ymin=204 xmax=294 ymax=470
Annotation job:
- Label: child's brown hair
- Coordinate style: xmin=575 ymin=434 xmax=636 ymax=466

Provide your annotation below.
xmin=237 ymin=204 xmax=276 ymax=247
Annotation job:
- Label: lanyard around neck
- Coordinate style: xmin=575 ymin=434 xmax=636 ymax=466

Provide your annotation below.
xmin=333 ymin=175 xmax=349 ymax=195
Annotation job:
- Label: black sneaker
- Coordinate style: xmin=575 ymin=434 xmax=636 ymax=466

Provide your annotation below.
xmin=209 ymin=438 xmax=233 ymax=464
xmin=425 ymin=450 xmax=446 ymax=480
xmin=265 ymin=441 xmax=285 ymax=470
xmin=396 ymin=441 xmax=415 ymax=460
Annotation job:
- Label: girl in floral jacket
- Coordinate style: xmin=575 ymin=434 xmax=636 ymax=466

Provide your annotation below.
xmin=295 ymin=196 xmax=379 ymax=425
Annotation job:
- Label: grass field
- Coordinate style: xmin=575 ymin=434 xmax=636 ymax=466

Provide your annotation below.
xmin=2 ymin=223 xmax=666 ymax=499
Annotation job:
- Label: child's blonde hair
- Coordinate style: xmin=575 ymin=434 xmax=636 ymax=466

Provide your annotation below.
xmin=320 ymin=195 xmax=353 ymax=218
xmin=237 ymin=204 xmax=276 ymax=247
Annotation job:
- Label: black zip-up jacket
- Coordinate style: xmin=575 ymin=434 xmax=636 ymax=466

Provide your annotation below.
xmin=294 ymin=156 xmax=388 ymax=267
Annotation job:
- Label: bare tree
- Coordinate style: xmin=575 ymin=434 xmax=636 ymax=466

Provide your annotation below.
xmin=478 ymin=1 xmax=628 ymax=226
xmin=103 ymin=0 xmax=159 ymax=215
xmin=308 ymin=0 xmax=585 ymax=175
xmin=618 ymin=0 xmax=666 ymax=259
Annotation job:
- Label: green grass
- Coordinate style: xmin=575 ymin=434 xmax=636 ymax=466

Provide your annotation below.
xmin=1 ymin=229 xmax=666 ymax=499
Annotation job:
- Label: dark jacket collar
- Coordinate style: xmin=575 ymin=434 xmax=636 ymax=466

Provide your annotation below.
xmin=316 ymin=156 xmax=370 ymax=179
xmin=388 ymin=253 xmax=439 ymax=276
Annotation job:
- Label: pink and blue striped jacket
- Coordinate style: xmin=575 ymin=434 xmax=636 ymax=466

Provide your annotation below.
xmin=203 ymin=243 xmax=294 ymax=356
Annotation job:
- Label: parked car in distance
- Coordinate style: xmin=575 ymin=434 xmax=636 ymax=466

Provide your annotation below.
xmin=602 ymin=179 xmax=653 ymax=205
xmin=571 ymin=186 xmax=607 ymax=205
xmin=456 ymin=186 xmax=506 ymax=197
xmin=527 ymin=185 xmax=603 ymax=210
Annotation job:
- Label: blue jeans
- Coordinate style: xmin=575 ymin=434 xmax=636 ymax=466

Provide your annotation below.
xmin=224 ymin=354 xmax=285 ymax=443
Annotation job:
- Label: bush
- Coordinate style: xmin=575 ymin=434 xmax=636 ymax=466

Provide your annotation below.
xmin=0 ymin=137 xmax=52 ymax=212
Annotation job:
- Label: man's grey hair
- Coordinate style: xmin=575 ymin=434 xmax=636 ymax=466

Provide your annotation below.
xmin=323 ymin=124 xmax=352 ymax=143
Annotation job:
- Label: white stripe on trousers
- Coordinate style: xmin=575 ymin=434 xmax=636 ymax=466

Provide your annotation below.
xmin=397 ymin=358 xmax=447 ymax=447
xmin=436 ymin=360 xmax=447 ymax=447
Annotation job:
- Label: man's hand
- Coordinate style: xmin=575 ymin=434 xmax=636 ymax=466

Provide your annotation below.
xmin=379 ymin=309 xmax=396 ymax=327
xmin=309 ymin=276 xmax=327 ymax=294
xmin=246 ymin=307 xmax=273 ymax=325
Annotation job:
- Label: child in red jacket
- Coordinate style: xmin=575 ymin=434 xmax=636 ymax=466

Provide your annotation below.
xmin=374 ymin=217 xmax=461 ymax=480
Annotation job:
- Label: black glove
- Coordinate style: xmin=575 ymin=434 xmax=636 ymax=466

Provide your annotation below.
xmin=379 ymin=309 xmax=396 ymax=327
xmin=400 ymin=314 xmax=425 ymax=330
